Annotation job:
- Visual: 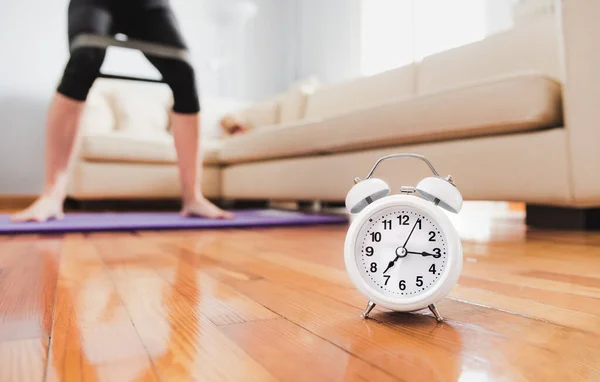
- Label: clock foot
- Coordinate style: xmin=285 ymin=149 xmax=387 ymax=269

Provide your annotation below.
xmin=360 ymin=301 xmax=376 ymax=319
xmin=428 ymin=304 xmax=443 ymax=322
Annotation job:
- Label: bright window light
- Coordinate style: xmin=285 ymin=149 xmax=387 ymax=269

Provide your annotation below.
xmin=361 ymin=0 xmax=414 ymax=76
xmin=361 ymin=0 xmax=487 ymax=75
xmin=413 ymin=0 xmax=486 ymax=60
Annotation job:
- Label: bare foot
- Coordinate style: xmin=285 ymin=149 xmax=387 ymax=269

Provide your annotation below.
xmin=181 ymin=198 xmax=234 ymax=219
xmin=11 ymin=196 xmax=65 ymax=223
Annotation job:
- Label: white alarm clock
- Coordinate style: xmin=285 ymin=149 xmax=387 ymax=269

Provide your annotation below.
xmin=344 ymin=153 xmax=463 ymax=321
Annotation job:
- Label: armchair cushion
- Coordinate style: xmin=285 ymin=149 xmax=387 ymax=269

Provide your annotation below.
xmin=80 ymin=131 xmax=221 ymax=166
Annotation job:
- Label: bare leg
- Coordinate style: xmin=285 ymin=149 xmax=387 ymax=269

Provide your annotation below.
xmin=11 ymin=93 xmax=85 ymax=222
xmin=171 ymin=112 xmax=233 ymax=219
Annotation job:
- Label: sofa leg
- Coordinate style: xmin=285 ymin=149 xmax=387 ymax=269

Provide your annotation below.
xmin=526 ymin=204 xmax=600 ymax=230
xmin=321 ymin=201 xmax=346 ymax=208
xmin=63 ymin=198 xmax=183 ymax=212
xmin=297 ymin=200 xmax=315 ymax=209
xmin=298 ymin=200 xmax=322 ymax=211
xmin=64 ymin=197 xmax=82 ymax=211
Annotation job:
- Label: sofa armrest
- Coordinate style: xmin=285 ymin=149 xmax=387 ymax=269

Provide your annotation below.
xmin=559 ymin=0 xmax=600 ymax=206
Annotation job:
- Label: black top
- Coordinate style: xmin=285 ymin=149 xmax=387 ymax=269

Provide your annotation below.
xmin=70 ymin=0 xmax=169 ymax=9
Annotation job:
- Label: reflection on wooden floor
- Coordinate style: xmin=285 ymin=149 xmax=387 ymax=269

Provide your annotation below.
xmin=1 ymin=202 xmax=599 ymax=381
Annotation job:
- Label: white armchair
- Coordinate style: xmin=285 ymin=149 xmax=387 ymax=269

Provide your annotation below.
xmin=67 ymin=79 xmax=222 ymax=200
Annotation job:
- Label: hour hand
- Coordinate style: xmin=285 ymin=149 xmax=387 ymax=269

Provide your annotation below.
xmin=383 ymin=260 xmax=395 ymax=274
xmin=384 ymin=248 xmax=407 ymax=274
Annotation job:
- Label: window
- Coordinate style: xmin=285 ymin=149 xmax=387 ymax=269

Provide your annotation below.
xmin=360 ymin=0 xmax=414 ymax=76
xmin=361 ymin=0 xmax=488 ymax=75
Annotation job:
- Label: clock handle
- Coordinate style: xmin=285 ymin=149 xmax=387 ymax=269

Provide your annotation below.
xmin=364 ymin=153 xmax=441 ymax=180
xmin=357 ymin=153 xmax=463 ymax=214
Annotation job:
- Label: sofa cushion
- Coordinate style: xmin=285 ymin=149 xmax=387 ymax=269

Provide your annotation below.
xmin=219 ymin=73 xmax=562 ymax=164
xmin=279 ymin=77 xmax=320 ymax=123
xmin=218 ymin=120 xmax=324 ymax=164
xmin=201 ymin=140 xmax=223 ymax=165
xmin=418 ymin=16 xmax=560 ymax=94
xmin=304 ymin=64 xmax=416 ymax=119
xmin=221 ymin=129 xmax=570 ymax=205
xmin=279 ymin=88 xmax=311 ymax=124
xmin=88 ymin=79 xmax=173 ymax=133
xmin=514 ymin=0 xmax=555 ymax=24
xmin=236 ymin=98 xmax=281 ymax=130
xmin=80 ymin=93 xmax=115 ymax=134
xmin=81 ymin=131 xmax=221 ymax=165
xmin=109 ymin=90 xmax=171 ymax=133
xmin=68 ymin=161 xmax=221 ymax=199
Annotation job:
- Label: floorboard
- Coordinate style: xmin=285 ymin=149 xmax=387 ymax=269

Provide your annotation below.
xmin=45 ymin=235 xmax=159 ymax=382
xmin=0 ymin=338 xmax=48 ymax=382
xmin=0 ymin=238 xmax=60 ymax=342
xmin=220 ymin=318 xmax=400 ymax=382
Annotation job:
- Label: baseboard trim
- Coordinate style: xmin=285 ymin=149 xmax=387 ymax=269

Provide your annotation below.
xmin=0 ymin=195 xmax=37 ymax=211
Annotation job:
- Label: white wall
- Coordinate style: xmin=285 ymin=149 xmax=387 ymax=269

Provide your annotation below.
xmin=485 ymin=0 xmax=515 ymax=36
xmin=0 ymin=0 xmax=70 ymax=195
xmin=240 ymin=0 xmax=295 ymax=100
xmin=293 ymin=0 xmax=363 ymax=85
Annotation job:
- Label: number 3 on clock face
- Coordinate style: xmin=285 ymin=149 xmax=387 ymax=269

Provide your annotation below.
xmin=344 ymin=195 xmax=462 ymax=313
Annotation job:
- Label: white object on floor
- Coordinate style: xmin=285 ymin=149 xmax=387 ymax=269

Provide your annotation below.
xmin=343 ymin=153 xmax=463 ymax=321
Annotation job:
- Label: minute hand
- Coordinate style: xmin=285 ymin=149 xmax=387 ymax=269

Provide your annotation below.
xmin=402 ymin=218 xmax=421 ymax=248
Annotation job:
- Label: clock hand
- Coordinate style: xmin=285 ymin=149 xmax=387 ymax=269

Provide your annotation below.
xmin=407 ymin=250 xmax=441 ymax=258
xmin=402 ymin=218 xmax=421 ymax=248
xmin=384 ymin=247 xmax=408 ymax=274
xmin=382 ymin=259 xmax=396 ymax=274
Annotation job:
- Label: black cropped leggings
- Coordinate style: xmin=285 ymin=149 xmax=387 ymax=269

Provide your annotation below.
xmin=57 ymin=3 xmax=200 ymax=114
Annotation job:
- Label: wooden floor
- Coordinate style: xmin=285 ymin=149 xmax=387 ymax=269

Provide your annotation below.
xmin=0 ymin=203 xmax=599 ymax=381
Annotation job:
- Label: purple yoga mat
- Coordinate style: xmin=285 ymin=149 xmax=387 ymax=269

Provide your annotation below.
xmin=0 ymin=209 xmax=348 ymax=235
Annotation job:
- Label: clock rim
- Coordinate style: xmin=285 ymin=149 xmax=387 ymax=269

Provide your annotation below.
xmin=344 ymin=194 xmax=463 ymax=312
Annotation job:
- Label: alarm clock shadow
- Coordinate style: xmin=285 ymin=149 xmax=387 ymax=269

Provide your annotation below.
xmin=359 ymin=310 xmax=463 ymax=381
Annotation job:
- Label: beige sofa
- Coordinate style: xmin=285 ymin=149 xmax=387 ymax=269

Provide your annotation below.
xmin=67 ymin=3 xmax=600 ymax=228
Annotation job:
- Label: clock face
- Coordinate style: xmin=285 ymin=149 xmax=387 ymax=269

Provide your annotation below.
xmin=355 ymin=205 xmax=448 ymax=299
